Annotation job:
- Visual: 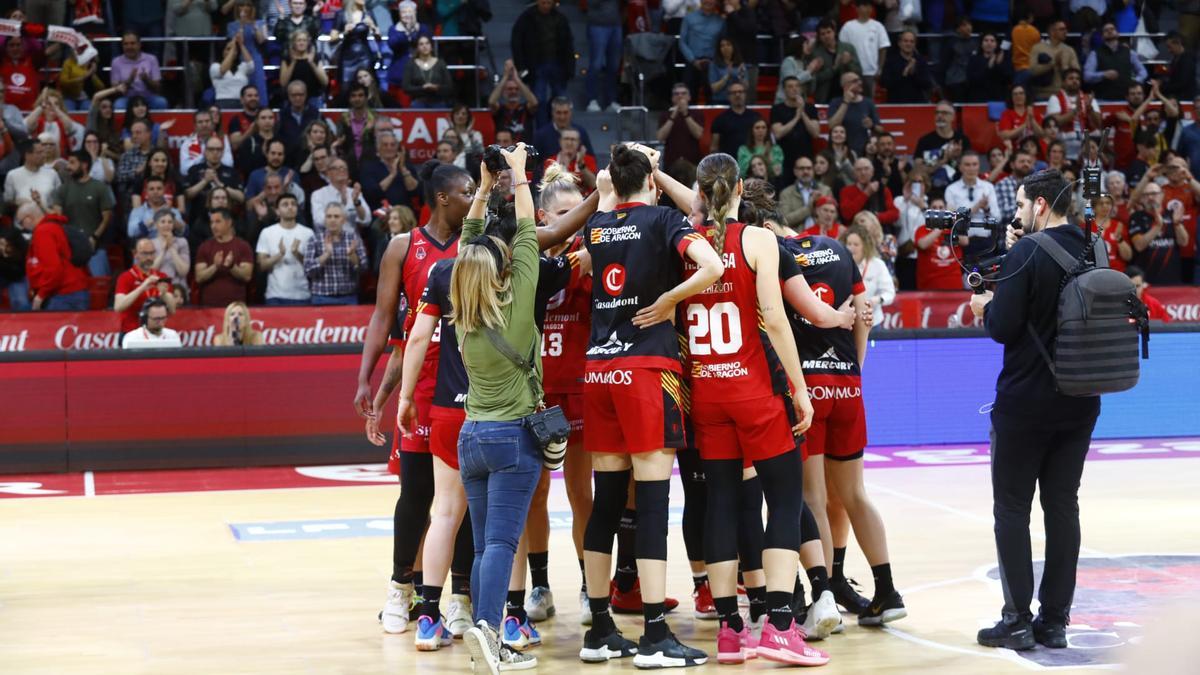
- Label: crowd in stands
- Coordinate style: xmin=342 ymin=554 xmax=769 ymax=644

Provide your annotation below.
xmin=0 ymin=0 xmax=1197 ymax=323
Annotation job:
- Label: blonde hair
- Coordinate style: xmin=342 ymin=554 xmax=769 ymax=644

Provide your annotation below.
xmin=538 ymin=162 xmax=582 ymax=210
xmin=841 ymin=222 xmax=880 ymax=262
xmin=449 ymin=236 xmax=512 ymax=334
xmin=218 ymin=301 xmax=264 ymax=346
xmin=696 ymin=153 xmax=741 ymax=254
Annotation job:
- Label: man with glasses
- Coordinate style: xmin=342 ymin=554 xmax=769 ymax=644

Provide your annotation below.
xmin=945 ymin=151 xmax=1002 ymax=222
xmin=656 ymin=84 xmax=704 ymax=177
xmin=300 ymin=145 xmax=334 ymax=197
xmin=709 ymin=82 xmax=761 ymax=158
xmin=122 ymin=299 xmax=182 ymax=349
xmin=1128 ymin=182 xmax=1187 ymax=285
xmin=110 ymin=32 xmax=168 ymax=110
xmin=115 ymin=238 xmax=179 ymax=335
xmin=180 ymin=110 xmax=234 ymax=176
xmin=278 ymin=81 xmax=321 ymax=159
xmin=914 ymin=102 xmax=969 ymax=170
xmin=310 ymin=160 xmax=370 ymax=231
xmin=1131 ymin=156 xmax=1200 ymax=283
xmin=779 ymin=157 xmax=831 ymax=229
xmin=186 ymin=138 xmax=245 ymax=224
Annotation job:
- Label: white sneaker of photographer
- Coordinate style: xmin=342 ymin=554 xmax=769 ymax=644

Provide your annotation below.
xmin=380 ymin=580 xmax=414 ymax=634
xmin=447 ymin=594 xmax=474 ymax=638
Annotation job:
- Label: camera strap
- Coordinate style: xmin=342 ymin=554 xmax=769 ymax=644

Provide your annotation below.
xmin=482 ymin=326 xmax=545 ymax=410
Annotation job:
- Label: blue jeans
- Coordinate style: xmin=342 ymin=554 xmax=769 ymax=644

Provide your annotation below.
xmin=45 ymin=290 xmax=89 ymax=311
xmin=532 ymin=63 xmax=568 ymax=126
xmin=587 ymin=25 xmax=622 ymax=107
xmin=5 ymin=279 xmax=30 ymax=311
xmin=310 ymin=293 xmax=358 ymax=305
xmin=87 ymin=249 xmax=110 ymax=278
xmin=265 ymin=297 xmax=311 ymax=306
xmin=115 ymin=95 xmax=169 ymax=111
xmin=458 ymin=419 xmax=542 ymax=628
xmin=64 ymin=96 xmax=91 ymax=112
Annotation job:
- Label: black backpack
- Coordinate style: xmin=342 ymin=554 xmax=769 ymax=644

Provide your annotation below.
xmin=62 ymin=224 xmax=94 ymax=269
xmin=1025 ymin=232 xmax=1149 ymax=397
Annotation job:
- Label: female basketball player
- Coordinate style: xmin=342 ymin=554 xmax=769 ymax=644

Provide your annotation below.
xmin=578 ymin=144 xmax=723 ymax=669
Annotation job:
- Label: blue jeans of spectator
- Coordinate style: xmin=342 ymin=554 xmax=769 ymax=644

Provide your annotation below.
xmin=368 ymin=0 xmax=394 ymax=34
xmin=45 ymin=290 xmax=89 ymax=311
xmin=64 ymin=96 xmax=91 ymax=112
xmin=265 ymin=297 xmax=311 ymax=306
xmin=532 ymin=63 xmax=568 ymax=126
xmin=458 ymin=419 xmax=542 ymax=628
xmin=5 ymin=279 xmax=30 ymax=311
xmin=87 ymin=249 xmax=110 ymax=279
xmin=115 ymin=95 xmax=169 ymax=111
xmin=587 ymin=25 xmax=622 ymax=107
xmin=310 ymin=293 xmax=358 ymax=305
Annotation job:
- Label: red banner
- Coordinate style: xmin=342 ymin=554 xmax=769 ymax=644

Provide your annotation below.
xmin=68 ymin=109 xmax=496 ymax=165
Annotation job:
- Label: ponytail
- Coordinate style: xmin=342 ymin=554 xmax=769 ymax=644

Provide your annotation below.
xmin=696 ymin=153 xmax=741 ymax=254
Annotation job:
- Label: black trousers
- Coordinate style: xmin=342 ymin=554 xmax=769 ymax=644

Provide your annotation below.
xmin=989 ymin=411 xmax=1097 ymax=624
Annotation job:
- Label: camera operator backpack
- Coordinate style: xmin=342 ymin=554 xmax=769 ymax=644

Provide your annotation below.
xmin=1025 ymin=232 xmax=1150 ymax=397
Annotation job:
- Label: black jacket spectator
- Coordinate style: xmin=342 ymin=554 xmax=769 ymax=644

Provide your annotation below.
xmin=880 ymin=38 xmax=934 ymax=104
xmin=511 ymin=2 xmax=574 ymax=82
xmin=966 ymin=42 xmax=1014 ymax=103
xmin=1161 ymin=35 xmax=1197 ymax=101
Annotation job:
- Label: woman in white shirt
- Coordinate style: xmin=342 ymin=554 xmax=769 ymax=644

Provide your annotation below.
xmin=210 ymin=36 xmax=256 ymax=109
xmin=842 ymin=222 xmax=895 ymax=327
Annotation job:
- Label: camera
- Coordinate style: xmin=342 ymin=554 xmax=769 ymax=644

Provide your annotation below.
xmin=483 ymin=144 xmax=539 ymax=173
xmin=923 ymin=207 xmax=1008 ymax=293
xmin=1082 ymin=166 xmax=1104 ymax=200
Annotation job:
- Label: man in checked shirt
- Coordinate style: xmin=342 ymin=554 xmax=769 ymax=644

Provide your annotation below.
xmin=304 ymin=202 xmax=368 ymax=305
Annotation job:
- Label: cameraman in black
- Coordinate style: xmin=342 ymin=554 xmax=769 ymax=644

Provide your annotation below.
xmin=968 ymin=169 xmax=1100 ymax=651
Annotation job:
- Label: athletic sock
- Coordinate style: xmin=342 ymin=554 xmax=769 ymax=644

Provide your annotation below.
xmin=766 ymin=590 xmax=795 ymax=631
xmin=643 ymin=601 xmax=668 ymax=642
xmin=806 ymin=566 xmax=830 ymax=604
xmin=413 ymin=571 xmax=424 ymax=592
xmin=529 ymin=551 xmax=550 ymax=590
xmin=692 ymin=572 xmax=708 ymax=591
xmin=714 ymin=596 xmax=743 ymax=632
xmin=589 ymin=597 xmax=616 ymax=634
xmin=792 ymin=575 xmax=806 ymax=607
xmin=506 ymin=590 xmax=528 ymax=623
xmin=450 ymin=572 xmax=470 ymax=596
xmin=747 ymin=586 xmax=767 ymax=623
xmin=872 ymin=563 xmax=895 ymax=597
xmin=579 ymin=558 xmax=587 ymax=593
xmin=614 ymin=509 xmax=638 ymax=592
xmin=421 ymin=585 xmax=442 ymax=619
xmin=831 ymin=547 xmax=848 ymax=583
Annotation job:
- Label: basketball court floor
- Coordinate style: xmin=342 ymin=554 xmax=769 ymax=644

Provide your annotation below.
xmin=3 ymin=438 xmax=1199 ymax=674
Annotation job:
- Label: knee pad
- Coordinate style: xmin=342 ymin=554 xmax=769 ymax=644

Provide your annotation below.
xmin=756 ymin=451 xmax=803 ymax=552
xmin=800 ymin=502 xmax=821 ymax=544
xmin=633 ymin=479 xmax=671 ymax=561
xmin=702 ymin=459 xmax=742 ymax=564
xmin=737 ymin=476 xmax=765 ymax=570
xmin=583 ymin=469 xmax=630 ymax=554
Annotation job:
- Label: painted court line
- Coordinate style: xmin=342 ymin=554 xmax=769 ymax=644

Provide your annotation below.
xmin=83 ymin=471 xmax=94 ymax=497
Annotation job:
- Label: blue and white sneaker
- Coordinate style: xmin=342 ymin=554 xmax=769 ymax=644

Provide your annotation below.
xmin=414 ymin=615 xmax=452 ymax=651
xmin=501 ymin=615 xmax=541 ymax=651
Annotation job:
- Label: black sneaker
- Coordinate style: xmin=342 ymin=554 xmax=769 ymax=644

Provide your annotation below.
xmin=858 ymin=590 xmax=907 ymax=626
xmin=632 ymin=632 xmax=708 ymax=669
xmin=831 ymin=577 xmax=871 ymax=614
xmin=1032 ymin=616 xmax=1068 ymax=649
xmin=579 ymin=628 xmax=638 ymax=663
xmin=977 ymin=618 xmax=1036 ymax=651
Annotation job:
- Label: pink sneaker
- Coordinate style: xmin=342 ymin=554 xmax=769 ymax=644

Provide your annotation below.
xmin=717 ymin=621 xmax=750 ymax=664
xmin=745 ymin=616 xmax=765 ymax=659
xmin=755 ymin=620 xmax=830 ymax=666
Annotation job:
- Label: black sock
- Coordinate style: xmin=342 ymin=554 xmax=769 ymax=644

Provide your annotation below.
xmin=451 ymin=572 xmax=470 ymax=596
xmin=831 ymin=547 xmax=847 ymax=583
xmin=590 ymin=596 xmax=616 ymax=634
xmin=714 ymin=595 xmax=743 ymax=632
xmin=506 ymin=590 xmax=528 ymax=623
xmin=421 ymin=585 xmax=442 ymax=619
xmin=614 ymin=509 xmax=638 ymax=592
xmin=413 ymin=571 xmax=424 ymax=593
xmin=579 ymin=558 xmax=587 ymax=593
xmin=643 ymin=601 xmax=668 ymax=642
xmin=747 ymin=586 xmax=767 ymax=623
xmin=806 ymin=566 xmax=830 ymax=604
xmin=529 ymin=551 xmax=550 ymax=590
xmin=692 ymin=573 xmax=708 ymax=591
xmin=792 ymin=575 xmax=806 ymax=607
xmin=872 ymin=563 xmax=895 ymax=597
xmin=767 ymin=590 xmax=795 ymax=631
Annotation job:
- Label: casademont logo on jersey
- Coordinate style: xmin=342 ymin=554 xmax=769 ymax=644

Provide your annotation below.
xmin=584 ymin=369 xmax=633 ymax=385
xmin=590 ymin=224 xmax=642 ymax=245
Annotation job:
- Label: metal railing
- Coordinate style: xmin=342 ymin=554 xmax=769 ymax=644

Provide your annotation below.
xmin=47 ymin=34 xmax=495 ymax=107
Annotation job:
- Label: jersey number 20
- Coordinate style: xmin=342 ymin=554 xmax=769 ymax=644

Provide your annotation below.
xmin=686 ymin=302 xmax=742 ymax=356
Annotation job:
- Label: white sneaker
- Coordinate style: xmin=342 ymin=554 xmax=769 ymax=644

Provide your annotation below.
xmin=802 ymin=590 xmax=840 ymax=641
xmin=607 ymin=102 xmax=622 ymax=113
xmin=447 ymin=594 xmax=474 ymax=638
xmin=525 ymin=586 xmax=555 ymax=622
xmin=831 ymin=615 xmax=845 ymax=634
xmin=381 ymin=580 xmax=414 ymax=634
xmin=580 ymin=590 xmax=592 ymax=626
xmin=586 ymin=100 xmax=602 ymax=113
xmin=465 ymin=621 xmax=501 ymax=675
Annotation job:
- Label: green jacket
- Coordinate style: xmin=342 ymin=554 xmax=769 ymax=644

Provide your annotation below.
xmin=459 ymin=216 xmax=543 ymax=421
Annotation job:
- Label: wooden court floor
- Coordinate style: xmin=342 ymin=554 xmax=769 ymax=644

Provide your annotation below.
xmin=3 ymin=453 xmax=1200 ymax=674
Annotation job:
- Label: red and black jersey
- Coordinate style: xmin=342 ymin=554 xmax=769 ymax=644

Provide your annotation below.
xmin=418 ymin=255 xmax=575 ymax=411
xmin=400 ymin=227 xmax=459 ymax=398
xmin=778 ymin=235 xmax=865 ymax=377
xmin=542 ymin=237 xmax=592 ymax=395
xmin=682 ymin=221 xmax=776 ymax=404
xmin=584 ymin=203 xmax=704 ymax=372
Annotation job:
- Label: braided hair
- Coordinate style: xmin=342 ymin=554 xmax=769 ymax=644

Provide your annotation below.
xmin=695 ymin=153 xmax=741 ymax=254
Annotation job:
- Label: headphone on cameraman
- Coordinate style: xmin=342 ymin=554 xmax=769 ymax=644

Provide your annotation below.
xmin=140 ymin=298 xmax=168 ymax=327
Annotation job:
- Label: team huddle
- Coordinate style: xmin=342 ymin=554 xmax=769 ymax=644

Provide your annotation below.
xmin=355 ymin=142 xmax=906 ymax=672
